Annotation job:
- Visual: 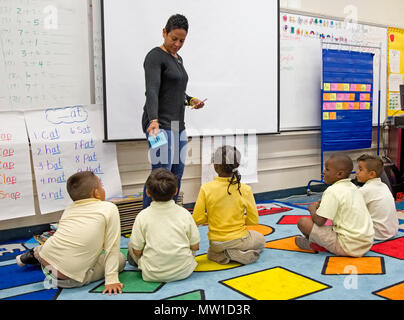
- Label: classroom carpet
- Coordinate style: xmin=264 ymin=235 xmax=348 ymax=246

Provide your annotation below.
xmin=1 ymin=194 xmax=404 ymax=301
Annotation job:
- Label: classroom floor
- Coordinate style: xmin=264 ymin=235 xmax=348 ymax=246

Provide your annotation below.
xmin=1 ymin=193 xmax=404 ymax=301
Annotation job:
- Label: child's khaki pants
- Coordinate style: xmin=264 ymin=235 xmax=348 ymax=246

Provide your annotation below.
xmin=207 ymin=230 xmax=265 ymax=265
xmin=34 ymin=245 xmax=126 ymax=288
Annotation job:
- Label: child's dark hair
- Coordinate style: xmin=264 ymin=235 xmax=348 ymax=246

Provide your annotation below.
xmin=357 ymin=154 xmax=384 ymax=177
xmin=165 ymin=14 xmax=188 ymax=33
xmin=213 ymin=145 xmax=242 ymax=195
xmin=66 ymin=171 xmax=99 ymax=201
xmin=146 ymin=168 xmax=178 ymax=201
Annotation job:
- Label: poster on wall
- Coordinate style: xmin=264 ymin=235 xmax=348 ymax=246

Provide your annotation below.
xmin=24 ymin=104 xmax=122 ymax=214
xmin=0 ymin=112 xmax=35 ymax=220
xmin=280 ymin=11 xmax=387 ymax=129
xmin=387 ymin=28 xmax=404 ymax=115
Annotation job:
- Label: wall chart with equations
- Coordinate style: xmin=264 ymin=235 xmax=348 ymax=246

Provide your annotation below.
xmin=0 ymin=0 xmax=91 ymax=111
xmin=24 ymin=105 xmax=122 ymax=214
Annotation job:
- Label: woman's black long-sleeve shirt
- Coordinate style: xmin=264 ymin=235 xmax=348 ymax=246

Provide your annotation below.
xmin=141 ymin=47 xmax=191 ymax=133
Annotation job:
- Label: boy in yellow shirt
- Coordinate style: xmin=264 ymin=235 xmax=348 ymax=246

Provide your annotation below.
xmin=128 ymin=168 xmax=200 ymax=282
xmin=192 ymin=145 xmax=265 ymax=265
xmin=296 ymin=153 xmax=374 ymax=257
xmin=16 ymin=171 xmax=125 ymax=295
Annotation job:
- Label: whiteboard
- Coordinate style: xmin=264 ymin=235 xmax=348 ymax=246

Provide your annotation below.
xmin=280 ymin=12 xmax=388 ymax=131
xmin=102 ymin=0 xmax=279 ymax=141
xmin=0 ymin=0 xmax=91 ymax=111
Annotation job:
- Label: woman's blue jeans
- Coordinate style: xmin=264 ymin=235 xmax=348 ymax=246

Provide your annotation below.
xmin=142 ymin=128 xmax=187 ymax=209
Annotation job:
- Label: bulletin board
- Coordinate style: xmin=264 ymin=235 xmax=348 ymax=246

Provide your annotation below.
xmin=387 ymin=27 xmax=404 ymax=116
xmin=280 ymin=11 xmax=387 ymax=130
xmin=321 ymin=49 xmax=373 ymax=152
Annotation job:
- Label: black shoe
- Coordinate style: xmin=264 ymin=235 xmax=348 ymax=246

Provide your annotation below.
xmin=16 ymin=248 xmax=40 ymax=267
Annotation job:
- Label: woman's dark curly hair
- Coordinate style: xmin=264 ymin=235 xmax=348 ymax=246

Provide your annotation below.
xmin=165 ymin=14 xmax=189 ymax=33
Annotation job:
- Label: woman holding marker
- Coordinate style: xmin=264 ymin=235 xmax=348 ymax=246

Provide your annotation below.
xmin=141 ymin=14 xmax=206 ymax=209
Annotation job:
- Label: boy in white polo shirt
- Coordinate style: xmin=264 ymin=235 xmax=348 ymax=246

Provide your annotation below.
xmin=128 ymin=168 xmax=200 ymax=282
xmin=296 ymin=153 xmax=374 ymax=257
xmin=356 ymin=154 xmax=398 ymax=240
xmin=16 ymin=171 xmax=126 ymax=295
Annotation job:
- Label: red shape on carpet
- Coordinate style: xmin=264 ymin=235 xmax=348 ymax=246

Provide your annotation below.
xmin=370 ymin=236 xmax=404 ymax=260
xmin=257 ymin=205 xmax=292 ymax=216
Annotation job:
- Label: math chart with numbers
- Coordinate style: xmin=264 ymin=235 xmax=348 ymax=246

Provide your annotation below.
xmin=0 ymin=0 xmax=91 ymax=111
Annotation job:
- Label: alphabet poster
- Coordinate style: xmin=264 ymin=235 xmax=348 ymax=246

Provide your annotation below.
xmin=0 ymin=112 xmax=35 ymax=220
xmin=24 ymin=104 xmax=122 ymax=214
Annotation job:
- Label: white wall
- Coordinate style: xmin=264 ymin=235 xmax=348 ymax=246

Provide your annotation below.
xmin=1 ymin=0 xmax=402 ymax=231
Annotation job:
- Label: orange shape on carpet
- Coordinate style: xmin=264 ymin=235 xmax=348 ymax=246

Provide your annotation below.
xmin=373 ymin=281 xmax=404 ymax=300
xmin=265 ymin=235 xmax=316 ymax=254
xmin=246 ymin=224 xmax=273 ymax=236
xmin=322 ymin=256 xmax=385 ymax=275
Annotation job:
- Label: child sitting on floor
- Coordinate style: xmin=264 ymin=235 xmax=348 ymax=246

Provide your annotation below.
xmin=16 ymin=171 xmax=126 ymax=295
xmin=296 ymin=153 xmax=374 ymax=257
xmin=192 ymin=145 xmax=265 ymax=265
xmin=356 ymin=154 xmax=398 ymax=240
xmin=127 ymin=168 xmax=200 ymax=282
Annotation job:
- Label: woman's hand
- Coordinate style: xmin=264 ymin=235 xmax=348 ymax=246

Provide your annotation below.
xmin=190 ymin=98 xmax=206 ymax=109
xmin=147 ymin=120 xmax=160 ymax=137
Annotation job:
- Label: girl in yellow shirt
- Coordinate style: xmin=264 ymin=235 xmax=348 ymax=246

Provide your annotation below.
xmin=192 ymin=145 xmax=265 ymax=264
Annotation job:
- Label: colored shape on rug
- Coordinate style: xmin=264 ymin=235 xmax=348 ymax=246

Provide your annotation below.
xmin=3 ymin=288 xmax=59 ymax=300
xmin=90 ymin=270 xmax=164 ymax=293
xmin=373 ymin=281 xmax=404 ymax=300
xmin=165 ymin=289 xmax=205 ymax=300
xmin=0 ymin=264 xmax=45 ymax=290
xmin=265 ymin=235 xmax=317 ymax=254
xmin=370 ymin=236 xmax=404 ymax=259
xmin=219 ymin=266 xmax=331 ymax=300
xmin=246 ymin=224 xmax=274 ymax=236
xmin=321 ymin=256 xmax=385 ymax=275
xmin=194 ymin=254 xmax=241 ymax=272
xmin=257 ymin=203 xmax=292 ymax=216
xmin=0 ymin=244 xmax=27 ymax=262
xmin=277 ymin=215 xmax=332 ymax=226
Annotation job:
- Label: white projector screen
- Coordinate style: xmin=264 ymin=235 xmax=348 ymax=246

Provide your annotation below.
xmin=102 ymin=0 xmax=279 ymax=140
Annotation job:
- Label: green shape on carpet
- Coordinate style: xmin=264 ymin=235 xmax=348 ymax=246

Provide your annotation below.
xmin=166 ymin=289 xmax=205 ymax=300
xmin=90 ymin=270 xmax=164 ymax=293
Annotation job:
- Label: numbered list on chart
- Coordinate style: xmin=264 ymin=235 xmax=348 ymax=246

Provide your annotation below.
xmin=0 ymin=112 xmax=35 ymax=220
xmin=24 ymin=105 xmax=122 ymax=214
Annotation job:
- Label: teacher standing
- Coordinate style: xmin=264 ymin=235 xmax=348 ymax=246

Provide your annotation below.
xmin=141 ymin=14 xmax=205 ymax=209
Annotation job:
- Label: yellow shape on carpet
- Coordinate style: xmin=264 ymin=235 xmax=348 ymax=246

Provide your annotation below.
xmin=265 ymin=236 xmax=316 ymax=253
xmin=220 ymin=267 xmax=330 ymax=300
xmin=194 ymin=254 xmax=241 ymax=272
xmin=322 ymin=256 xmax=385 ymax=275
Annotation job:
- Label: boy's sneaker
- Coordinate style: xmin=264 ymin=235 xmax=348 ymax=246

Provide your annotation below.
xmin=16 ymin=248 xmax=40 ymax=267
